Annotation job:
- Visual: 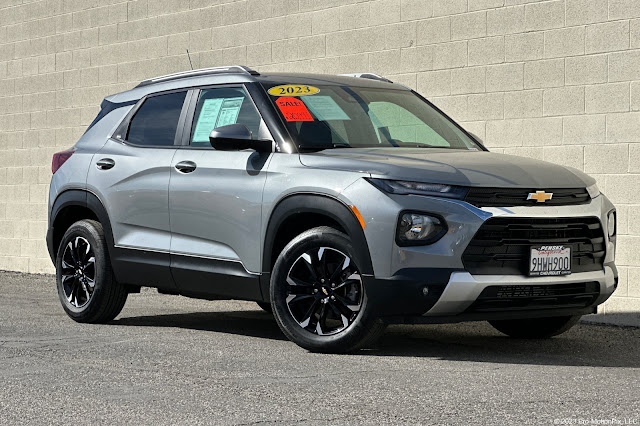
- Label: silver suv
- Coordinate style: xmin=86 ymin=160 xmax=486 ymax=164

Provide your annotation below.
xmin=47 ymin=65 xmax=618 ymax=353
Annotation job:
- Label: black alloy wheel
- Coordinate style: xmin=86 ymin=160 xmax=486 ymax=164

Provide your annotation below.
xmin=60 ymin=236 xmax=96 ymax=308
xmin=285 ymin=246 xmax=363 ymax=336
xmin=271 ymin=227 xmax=386 ymax=353
xmin=56 ymin=220 xmax=128 ymax=323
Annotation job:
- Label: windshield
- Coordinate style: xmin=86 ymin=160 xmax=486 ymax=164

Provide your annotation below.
xmin=262 ymin=83 xmax=480 ymax=151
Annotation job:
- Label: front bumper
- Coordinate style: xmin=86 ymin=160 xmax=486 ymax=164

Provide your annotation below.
xmin=342 ymin=178 xmax=618 ymax=322
xmin=366 ymin=264 xmax=617 ymax=324
xmin=341 ymin=180 xmax=617 ymax=279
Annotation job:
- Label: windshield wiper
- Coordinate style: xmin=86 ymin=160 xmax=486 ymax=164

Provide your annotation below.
xmin=300 ymin=143 xmax=352 ymax=152
xmin=412 ymin=144 xmax=462 ymax=149
xmin=392 ymin=140 xmax=459 ymax=149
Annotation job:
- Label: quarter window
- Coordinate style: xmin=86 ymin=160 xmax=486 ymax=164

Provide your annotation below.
xmin=190 ymin=87 xmax=265 ymax=148
xmin=127 ymin=91 xmax=187 ymax=147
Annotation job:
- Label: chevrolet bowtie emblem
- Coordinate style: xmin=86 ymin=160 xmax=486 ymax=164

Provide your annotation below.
xmin=527 ymin=190 xmax=553 ymax=203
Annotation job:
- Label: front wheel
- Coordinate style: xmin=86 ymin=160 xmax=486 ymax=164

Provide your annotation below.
xmin=56 ymin=219 xmax=128 ymax=323
xmin=270 ymin=227 xmax=386 ymax=353
xmin=489 ymin=315 xmax=581 ymax=338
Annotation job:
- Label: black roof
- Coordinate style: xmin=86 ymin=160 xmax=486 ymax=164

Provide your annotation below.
xmin=135 ymin=65 xmax=402 ymax=90
xmin=108 ymin=65 xmax=407 ymax=104
xmin=254 ymin=72 xmax=401 ymax=89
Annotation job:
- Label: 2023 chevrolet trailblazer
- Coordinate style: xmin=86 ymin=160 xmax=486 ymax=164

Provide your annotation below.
xmin=47 ymin=66 xmax=618 ymax=353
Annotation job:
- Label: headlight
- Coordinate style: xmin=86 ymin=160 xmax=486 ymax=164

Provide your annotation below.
xmin=367 ymin=178 xmax=468 ymax=199
xmin=587 ymin=183 xmax=600 ymax=198
xmin=607 ymin=210 xmax=616 ymax=238
xmin=396 ymin=212 xmax=447 ymax=246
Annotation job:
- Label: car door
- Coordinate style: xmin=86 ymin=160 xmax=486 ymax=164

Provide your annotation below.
xmin=86 ymin=89 xmax=191 ymax=290
xmin=169 ymin=85 xmax=274 ymax=300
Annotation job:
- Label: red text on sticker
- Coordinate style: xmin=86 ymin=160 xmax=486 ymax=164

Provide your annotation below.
xmin=275 ymin=97 xmax=314 ymax=122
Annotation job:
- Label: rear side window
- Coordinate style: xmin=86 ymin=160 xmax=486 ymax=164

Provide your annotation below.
xmin=127 ymin=91 xmax=187 ymax=147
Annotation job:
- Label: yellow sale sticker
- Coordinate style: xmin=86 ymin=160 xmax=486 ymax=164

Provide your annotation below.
xmin=267 ymin=84 xmax=320 ymax=96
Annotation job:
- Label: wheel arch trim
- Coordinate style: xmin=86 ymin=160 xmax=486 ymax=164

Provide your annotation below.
xmin=48 ymin=189 xmax=115 ymax=263
xmin=262 ymin=193 xmax=374 ymax=276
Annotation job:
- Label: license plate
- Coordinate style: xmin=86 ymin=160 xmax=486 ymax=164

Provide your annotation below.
xmin=529 ymin=246 xmax=571 ymax=276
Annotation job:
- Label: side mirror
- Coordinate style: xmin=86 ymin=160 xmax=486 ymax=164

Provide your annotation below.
xmin=209 ymin=124 xmax=272 ymax=153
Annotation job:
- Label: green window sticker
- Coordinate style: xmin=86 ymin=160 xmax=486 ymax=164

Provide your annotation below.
xmin=216 ymin=97 xmax=243 ymax=127
xmin=192 ymin=97 xmax=244 ymax=143
xmin=302 ymin=96 xmax=350 ymax=121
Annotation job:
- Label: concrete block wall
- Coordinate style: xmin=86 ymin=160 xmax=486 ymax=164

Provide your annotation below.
xmin=0 ymin=0 xmax=638 ymax=318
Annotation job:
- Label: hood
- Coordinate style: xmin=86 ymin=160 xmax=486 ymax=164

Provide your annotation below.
xmin=299 ymin=148 xmax=595 ymax=188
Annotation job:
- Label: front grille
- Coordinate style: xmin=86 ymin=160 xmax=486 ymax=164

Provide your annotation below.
xmin=465 ymin=187 xmax=590 ymax=207
xmin=462 ymin=217 xmax=606 ymax=275
xmin=465 ymin=282 xmax=600 ymax=313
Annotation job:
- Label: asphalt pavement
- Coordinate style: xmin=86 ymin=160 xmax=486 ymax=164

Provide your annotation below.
xmin=1 ymin=271 xmax=639 ymax=425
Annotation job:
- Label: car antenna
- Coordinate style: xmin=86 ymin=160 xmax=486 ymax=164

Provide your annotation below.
xmin=186 ymin=49 xmax=194 ymax=70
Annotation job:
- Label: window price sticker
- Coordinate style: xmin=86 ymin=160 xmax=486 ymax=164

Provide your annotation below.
xmin=276 ymin=97 xmax=314 ymax=122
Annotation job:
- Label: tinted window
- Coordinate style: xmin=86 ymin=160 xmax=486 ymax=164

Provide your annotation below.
xmin=127 ymin=91 xmax=187 ymax=146
xmin=190 ymin=88 xmax=265 ymax=148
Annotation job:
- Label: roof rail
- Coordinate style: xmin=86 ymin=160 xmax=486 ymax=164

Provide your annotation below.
xmin=136 ymin=65 xmax=260 ymax=88
xmin=338 ymin=73 xmax=394 ymax=83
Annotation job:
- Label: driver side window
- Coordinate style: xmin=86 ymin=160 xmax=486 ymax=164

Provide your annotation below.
xmin=190 ymin=87 xmax=265 ymax=148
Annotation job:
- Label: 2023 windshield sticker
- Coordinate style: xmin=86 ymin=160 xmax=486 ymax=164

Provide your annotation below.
xmin=267 ymin=85 xmax=320 ymax=96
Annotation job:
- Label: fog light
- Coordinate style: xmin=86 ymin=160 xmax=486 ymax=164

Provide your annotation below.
xmin=422 ymin=286 xmax=430 ymax=297
xmin=396 ymin=212 xmax=446 ymax=246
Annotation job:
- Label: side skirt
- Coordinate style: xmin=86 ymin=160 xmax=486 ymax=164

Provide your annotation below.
xmin=111 ymin=246 xmax=177 ymax=291
xmin=170 ymin=254 xmax=262 ymax=302
xmin=111 ymin=247 xmax=262 ymax=301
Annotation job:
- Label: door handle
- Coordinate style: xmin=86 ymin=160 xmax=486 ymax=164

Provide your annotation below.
xmin=96 ymin=158 xmax=115 ymax=170
xmin=175 ymin=161 xmax=197 ymax=173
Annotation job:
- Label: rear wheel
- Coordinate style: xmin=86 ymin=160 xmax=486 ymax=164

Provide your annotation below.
xmin=270 ymin=227 xmax=386 ymax=353
xmin=489 ymin=315 xmax=581 ymax=338
xmin=56 ymin=219 xmax=127 ymax=323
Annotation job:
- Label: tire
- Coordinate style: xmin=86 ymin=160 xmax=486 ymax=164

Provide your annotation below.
xmin=270 ymin=226 xmax=386 ymax=353
xmin=489 ymin=315 xmax=581 ymax=339
xmin=55 ymin=219 xmax=128 ymax=323
xmin=256 ymin=301 xmax=273 ymax=313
